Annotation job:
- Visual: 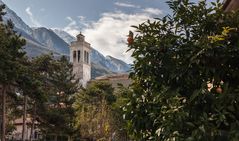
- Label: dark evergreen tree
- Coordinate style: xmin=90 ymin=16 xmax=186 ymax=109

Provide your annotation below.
xmin=0 ymin=4 xmax=26 ymax=141
xmin=16 ymin=57 xmax=46 ymax=141
xmin=33 ymin=55 xmax=79 ymax=141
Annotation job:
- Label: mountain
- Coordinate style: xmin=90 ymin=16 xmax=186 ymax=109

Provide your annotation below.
xmin=105 ymin=56 xmax=131 ymax=72
xmin=32 ymin=27 xmax=69 ymax=55
xmin=0 ymin=0 xmax=62 ymax=57
xmin=91 ymin=63 xmax=115 ymax=79
xmin=91 ymin=49 xmax=130 ymax=73
xmin=1 ymin=0 xmax=130 ymax=78
xmin=0 ymin=0 xmax=32 ymax=35
xmin=52 ymin=29 xmax=76 ymax=44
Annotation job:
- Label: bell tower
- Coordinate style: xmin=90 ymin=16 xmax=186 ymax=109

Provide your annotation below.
xmin=69 ymin=33 xmax=91 ymax=87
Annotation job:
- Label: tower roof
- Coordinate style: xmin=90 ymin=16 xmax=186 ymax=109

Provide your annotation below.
xmin=77 ymin=32 xmax=84 ymax=38
xmin=76 ymin=32 xmax=85 ymax=41
xmin=70 ymin=32 xmax=92 ymax=50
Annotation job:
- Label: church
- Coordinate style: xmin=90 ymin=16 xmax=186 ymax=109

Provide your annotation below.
xmin=69 ymin=33 xmax=131 ymax=88
xmin=69 ymin=33 xmax=92 ymax=87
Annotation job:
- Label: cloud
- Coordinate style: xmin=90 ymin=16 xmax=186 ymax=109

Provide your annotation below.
xmin=143 ymin=8 xmax=163 ymax=15
xmin=63 ymin=16 xmax=80 ymax=36
xmin=77 ymin=16 xmax=85 ymax=21
xmin=63 ymin=16 xmax=90 ymax=36
xmin=114 ymin=2 xmax=140 ymax=8
xmin=77 ymin=16 xmax=90 ymax=28
xmin=82 ymin=10 xmax=162 ymax=64
xmin=25 ymin=7 xmax=41 ymax=27
xmin=63 ymin=8 xmax=164 ymax=64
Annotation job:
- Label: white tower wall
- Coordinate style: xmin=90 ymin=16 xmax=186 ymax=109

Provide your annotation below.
xmin=69 ymin=33 xmax=91 ymax=87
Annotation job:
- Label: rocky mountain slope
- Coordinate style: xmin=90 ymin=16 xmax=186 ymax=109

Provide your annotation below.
xmin=32 ymin=27 xmax=69 ymax=55
xmin=1 ymin=0 xmax=130 ymax=78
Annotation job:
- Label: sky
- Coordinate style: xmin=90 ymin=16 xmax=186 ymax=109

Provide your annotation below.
xmin=2 ymin=0 xmax=217 ymax=63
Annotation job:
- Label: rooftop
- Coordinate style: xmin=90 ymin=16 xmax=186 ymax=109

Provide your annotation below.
xmin=223 ymin=0 xmax=239 ymax=12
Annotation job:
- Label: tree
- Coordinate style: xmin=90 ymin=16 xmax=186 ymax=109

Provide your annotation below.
xmin=124 ymin=0 xmax=239 ymax=140
xmin=35 ymin=55 xmax=79 ymax=141
xmin=112 ymin=85 xmax=132 ymax=141
xmin=74 ymin=81 xmax=116 ymax=141
xmin=0 ymin=4 xmax=26 ymax=141
xmin=16 ymin=57 xmax=46 ymax=141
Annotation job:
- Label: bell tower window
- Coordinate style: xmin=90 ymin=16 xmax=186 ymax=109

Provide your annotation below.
xmin=78 ymin=50 xmax=81 ymax=62
xmin=73 ymin=51 xmax=76 ymax=62
xmin=84 ymin=51 xmax=89 ymax=64
xmin=87 ymin=52 xmax=89 ymax=64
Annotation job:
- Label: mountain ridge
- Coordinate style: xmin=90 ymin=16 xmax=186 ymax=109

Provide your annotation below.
xmin=32 ymin=27 xmax=70 ymax=55
xmin=0 ymin=1 xmax=130 ymax=78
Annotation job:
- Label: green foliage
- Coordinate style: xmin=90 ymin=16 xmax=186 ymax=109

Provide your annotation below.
xmin=0 ymin=4 xmax=79 ymax=140
xmin=0 ymin=8 xmax=26 ymax=85
xmin=0 ymin=4 xmax=26 ymax=140
xmin=112 ymin=85 xmax=132 ymax=140
xmin=74 ymin=81 xmax=117 ymax=140
xmin=34 ymin=55 xmax=79 ymax=136
xmin=124 ymin=0 xmax=239 ymax=140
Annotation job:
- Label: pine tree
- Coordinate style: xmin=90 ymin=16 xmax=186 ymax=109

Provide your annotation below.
xmin=0 ymin=4 xmax=26 ymax=141
xmin=46 ymin=56 xmax=79 ymax=140
xmin=16 ymin=57 xmax=46 ymax=141
xmin=32 ymin=55 xmax=79 ymax=140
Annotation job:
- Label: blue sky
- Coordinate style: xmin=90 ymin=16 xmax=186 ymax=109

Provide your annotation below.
xmin=2 ymin=0 xmax=218 ymax=63
xmin=3 ymin=0 xmax=169 ymax=28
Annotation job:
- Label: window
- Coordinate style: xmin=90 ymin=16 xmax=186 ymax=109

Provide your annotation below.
xmin=84 ymin=51 xmax=89 ymax=64
xmin=73 ymin=51 xmax=76 ymax=62
xmin=78 ymin=50 xmax=81 ymax=62
xmin=84 ymin=51 xmax=86 ymax=63
xmin=87 ymin=52 xmax=89 ymax=64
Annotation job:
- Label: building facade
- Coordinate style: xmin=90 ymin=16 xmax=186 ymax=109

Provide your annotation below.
xmin=10 ymin=116 xmax=40 ymax=141
xmin=94 ymin=73 xmax=132 ymax=88
xmin=69 ymin=33 xmax=92 ymax=87
xmin=223 ymin=0 xmax=239 ymax=11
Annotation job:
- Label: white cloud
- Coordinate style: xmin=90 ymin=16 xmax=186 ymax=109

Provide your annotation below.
xmin=63 ymin=8 xmax=164 ymax=64
xmin=25 ymin=7 xmax=41 ymax=27
xmin=82 ymin=11 xmax=161 ymax=64
xmin=143 ymin=8 xmax=163 ymax=15
xmin=63 ymin=16 xmax=80 ymax=37
xmin=77 ymin=16 xmax=85 ymax=21
xmin=77 ymin=16 xmax=90 ymax=28
xmin=114 ymin=2 xmax=140 ymax=8
xmin=63 ymin=16 xmax=90 ymax=37
xmin=25 ymin=7 xmax=32 ymax=16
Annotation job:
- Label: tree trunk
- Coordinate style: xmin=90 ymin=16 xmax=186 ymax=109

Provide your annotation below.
xmin=54 ymin=134 xmax=57 ymax=141
xmin=68 ymin=136 xmax=71 ymax=141
xmin=30 ymin=102 xmax=36 ymax=141
xmin=68 ymin=135 xmax=72 ymax=141
xmin=1 ymin=85 xmax=6 ymax=141
xmin=22 ymin=95 xmax=27 ymax=141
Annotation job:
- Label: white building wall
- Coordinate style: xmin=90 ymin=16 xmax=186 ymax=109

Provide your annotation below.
xmin=69 ymin=33 xmax=92 ymax=87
